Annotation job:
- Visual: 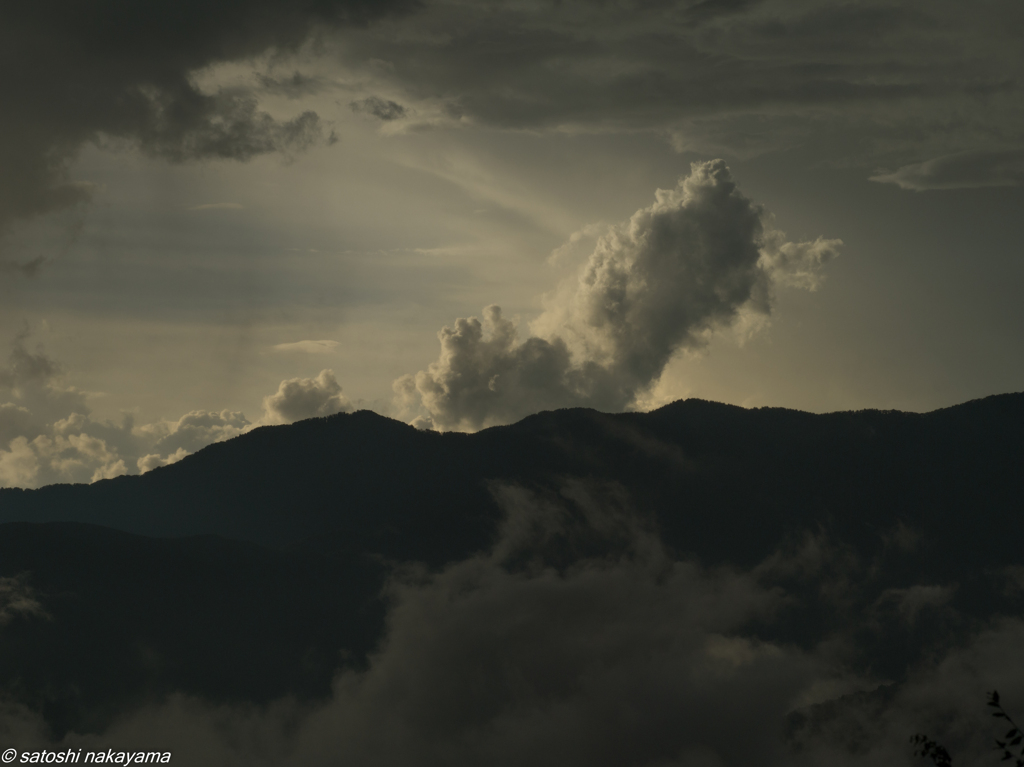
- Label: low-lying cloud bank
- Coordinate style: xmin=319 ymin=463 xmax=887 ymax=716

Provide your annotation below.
xmin=396 ymin=160 xmax=840 ymax=430
xmin=0 ymin=332 xmax=351 ymax=488
xmin=2 ymin=482 xmax=1020 ymax=766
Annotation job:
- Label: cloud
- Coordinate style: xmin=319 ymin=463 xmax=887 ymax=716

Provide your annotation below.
xmin=0 ymin=574 xmax=48 ymax=626
xmin=0 ymin=436 xmax=40 ymax=488
xmin=0 ymin=153 xmax=840 ymax=481
xmin=758 ymin=230 xmax=840 ymax=292
xmin=0 ymin=331 xmax=352 ymax=488
xmin=874 ymin=584 xmax=954 ymax=626
xmin=137 ymin=447 xmax=190 ymax=474
xmin=393 ymin=308 xmax=593 ymax=432
xmin=350 ymin=96 xmax=408 ymax=121
xmin=271 ymin=340 xmax=341 ymax=354
xmin=257 ymin=71 xmax=335 ymax=99
xmin=0 ymin=0 xmax=418 ymax=236
xmin=187 ymin=203 xmax=244 ymax=211
xmin=0 ymin=483 xmax=824 ymax=765
xmin=331 ymin=0 xmax=1022 ymax=164
xmin=260 ymin=369 xmax=353 ymax=425
xmin=4 ymin=481 xmax=1022 ymax=766
xmin=1 ymin=0 xmax=1018 ymax=237
xmin=869 ymin=149 xmax=1024 ymax=191
xmin=396 ymin=160 xmax=840 ymax=430
xmin=0 ymin=333 xmax=240 ymax=487
xmin=0 ymin=333 xmax=111 ymax=486
xmin=137 ymin=410 xmax=251 ymax=456
xmin=285 ymin=482 xmax=821 ymax=767
xmin=0 ymin=255 xmax=47 ymax=277
xmin=140 ymin=96 xmax=325 ymax=163
xmin=682 ymin=0 xmax=765 ymax=26
xmin=788 ymin=619 xmax=1024 ymax=766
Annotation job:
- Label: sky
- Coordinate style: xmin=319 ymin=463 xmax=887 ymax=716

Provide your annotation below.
xmin=1 ymin=0 xmax=1023 ymax=486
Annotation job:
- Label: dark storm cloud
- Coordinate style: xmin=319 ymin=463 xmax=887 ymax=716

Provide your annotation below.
xmin=350 ymin=96 xmax=408 ymax=121
xmin=256 ymin=71 xmax=335 ymax=99
xmin=4 ymin=0 xmax=1016 ymax=233
xmin=870 ymin=149 xmax=1024 ymax=191
xmin=396 ymin=160 xmax=840 ymax=430
xmin=0 ymin=0 xmax=417 ymax=236
xmin=339 ymin=0 xmax=1021 ymax=162
xmin=682 ymin=0 xmax=765 ymax=27
xmin=133 ymin=93 xmax=324 ymax=163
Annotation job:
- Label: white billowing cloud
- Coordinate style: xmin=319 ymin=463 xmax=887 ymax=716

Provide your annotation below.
xmin=137 ymin=447 xmax=189 ymax=474
xmin=397 ymin=160 xmax=841 ymax=431
xmin=0 ymin=335 xmax=129 ymax=487
xmin=3 ymin=432 xmax=129 ymax=486
xmin=869 ymin=149 xmax=1024 ymax=191
xmin=0 ymin=334 xmax=347 ymax=488
xmin=271 ymin=340 xmax=340 ymax=354
xmin=0 ymin=436 xmax=38 ymax=487
xmin=393 ymin=308 xmax=596 ymax=433
xmin=758 ymin=229 xmax=841 ymax=292
xmin=260 ymin=369 xmax=353 ymax=425
xmin=137 ymin=410 xmax=250 ymax=456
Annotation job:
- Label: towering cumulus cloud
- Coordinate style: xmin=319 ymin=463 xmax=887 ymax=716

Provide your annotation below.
xmin=397 ymin=160 xmax=841 ymax=430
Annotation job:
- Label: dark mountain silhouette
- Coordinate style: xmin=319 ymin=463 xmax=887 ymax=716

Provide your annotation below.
xmin=3 ymin=394 xmax=1022 ymax=569
xmin=1 ymin=394 xmax=1022 ymax=740
xmin=0 ymin=522 xmax=388 ymax=738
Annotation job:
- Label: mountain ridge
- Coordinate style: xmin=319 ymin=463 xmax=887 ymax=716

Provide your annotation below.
xmin=2 ymin=392 xmax=1021 ymax=569
xmin=1 ymin=392 xmax=1022 ymax=740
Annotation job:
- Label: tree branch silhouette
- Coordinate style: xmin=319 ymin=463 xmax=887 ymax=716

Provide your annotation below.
xmin=912 ymin=733 xmax=953 ymax=766
xmin=911 ymin=691 xmax=1024 ymax=766
xmin=988 ymin=691 xmax=1024 ymax=766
